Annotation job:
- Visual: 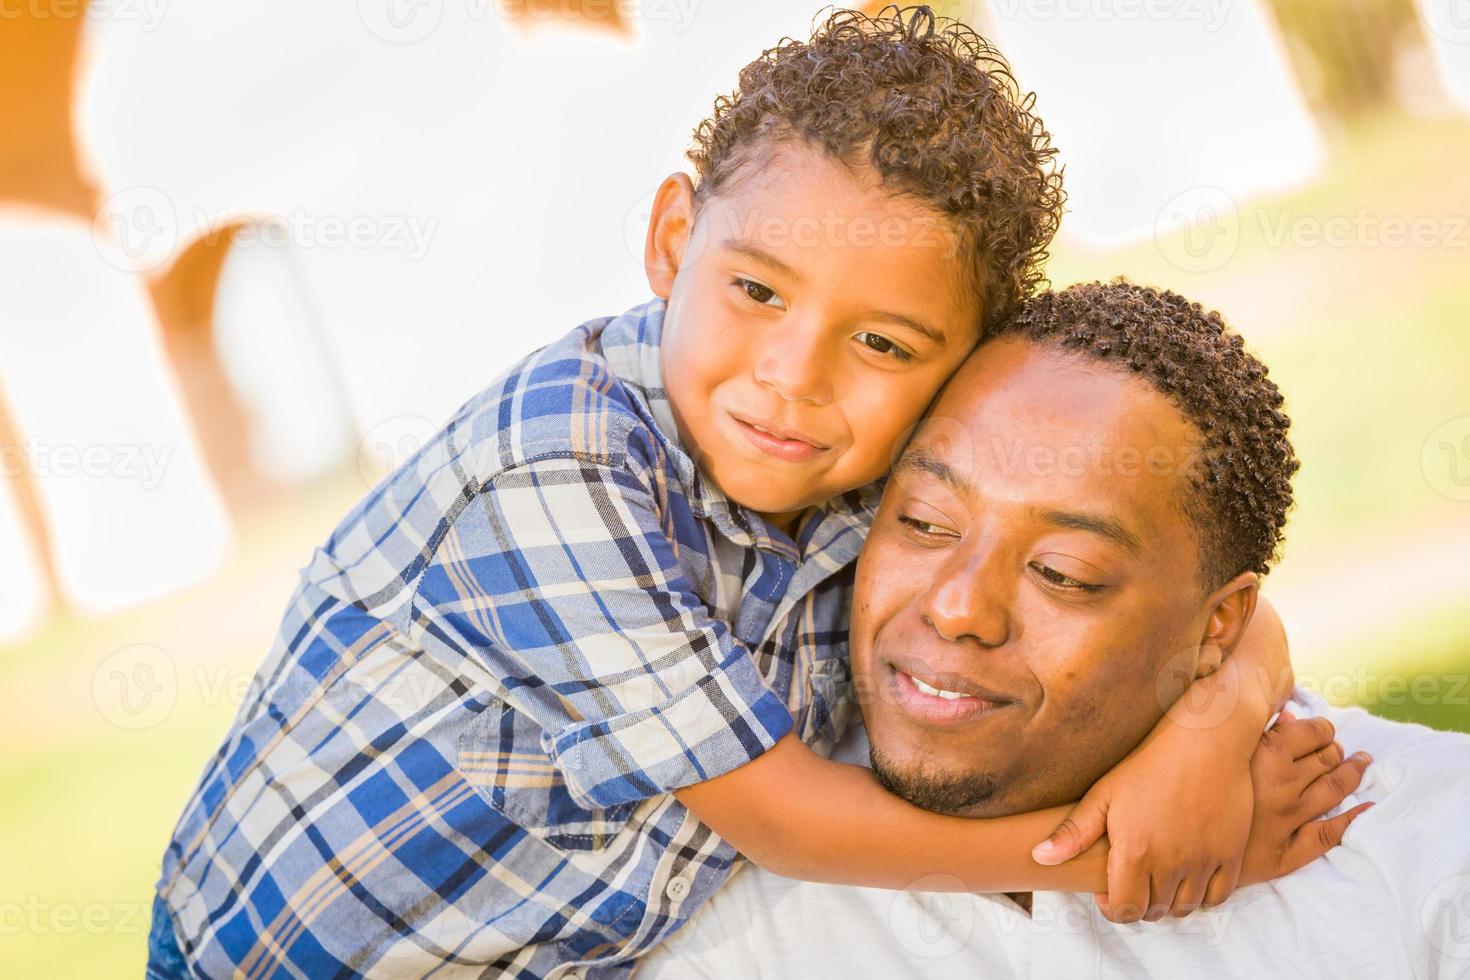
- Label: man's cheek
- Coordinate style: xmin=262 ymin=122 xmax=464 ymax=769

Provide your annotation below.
xmin=1041 ymin=659 xmax=1141 ymax=736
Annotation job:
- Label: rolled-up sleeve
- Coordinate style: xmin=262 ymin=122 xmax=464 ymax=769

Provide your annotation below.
xmin=410 ymin=452 xmax=794 ymax=810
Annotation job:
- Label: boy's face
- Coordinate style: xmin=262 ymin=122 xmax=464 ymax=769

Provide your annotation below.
xmin=647 ymin=144 xmax=981 ymax=531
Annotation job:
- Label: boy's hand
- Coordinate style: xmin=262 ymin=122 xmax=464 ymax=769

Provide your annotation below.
xmin=1236 ymin=710 xmax=1373 ymax=888
xmin=1030 ymin=717 xmax=1255 ymax=924
xmin=1029 ymin=710 xmax=1371 ymax=924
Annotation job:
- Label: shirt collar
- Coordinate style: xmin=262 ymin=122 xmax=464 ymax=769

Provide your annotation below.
xmin=601 ymin=297 xmax=883 ymax=561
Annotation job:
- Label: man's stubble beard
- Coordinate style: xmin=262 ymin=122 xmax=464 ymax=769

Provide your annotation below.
xmin=869 ymin=741 xmax=1003 ymax=816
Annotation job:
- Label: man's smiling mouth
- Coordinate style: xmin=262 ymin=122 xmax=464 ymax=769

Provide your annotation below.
xmin=884 ymin=661 xmax=1016 ymax=726
xmin=907 ymin=673 xmax=969 ymax=700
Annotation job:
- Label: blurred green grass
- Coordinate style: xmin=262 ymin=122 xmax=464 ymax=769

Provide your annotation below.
xmin=1298 ymin=600 xmax=1470 ymax=733
xmin=3 ymin=114 xmax=1468 ymax=977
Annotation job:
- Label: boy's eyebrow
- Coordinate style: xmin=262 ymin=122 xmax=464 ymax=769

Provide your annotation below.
xmin=864 ymin=309 xmax=947 ymax=346
xmin=1037 ymin=509 xmax=1144 ymax=557
xmin=721 ymin=240 xmax=803 ymax=282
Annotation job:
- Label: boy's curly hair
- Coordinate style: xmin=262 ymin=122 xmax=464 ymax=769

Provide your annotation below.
xmin=993 ymin=281 xmax=1299 ymax=588
xmin=687 ymin=5 xmax=1064 ymax=330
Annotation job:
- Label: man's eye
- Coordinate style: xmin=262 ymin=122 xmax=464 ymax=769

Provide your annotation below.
xmin=733 ymin=277 xmax=785 ymax=309
xmin=856 ymin=332 xmax=913 ymax=362
xmin=898 ymin=515 xmax=955 ymax=539
xmin=1030 ymin=562 xmax=1102 ymax=593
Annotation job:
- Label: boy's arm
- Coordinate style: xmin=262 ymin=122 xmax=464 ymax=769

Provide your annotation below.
xmin=679 ymin=596 xmax=1368 ymax=921
xmin=675 ymin=733 xmax=1106 ymax=893
xmin=674 ymin=703 xmax=1367 ymax=912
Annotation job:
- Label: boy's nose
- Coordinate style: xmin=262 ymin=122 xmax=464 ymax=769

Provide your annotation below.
xmin=752 ymin=323 xmax=833 ymax=406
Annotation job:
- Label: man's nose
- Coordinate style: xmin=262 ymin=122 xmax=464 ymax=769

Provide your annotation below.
xmin=918 ymin=543 xmax=1012 ymax=647
xmin=752 ymin=318 xmax=833 ymax=406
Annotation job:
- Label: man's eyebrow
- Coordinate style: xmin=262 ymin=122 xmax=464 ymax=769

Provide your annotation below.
xmin=865 ymin=309 xmax=947 ymax=346
xmin=721 ymin=239 xmax=802 ymax=282
xmin=894 ymin=447 xmax=968 ymax=492
xmin=1039 ymin=509 xmax=1144 ymax=556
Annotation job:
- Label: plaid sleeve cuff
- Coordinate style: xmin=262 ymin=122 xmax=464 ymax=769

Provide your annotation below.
xmin=544 ymin=644 xmax=794 ymax=810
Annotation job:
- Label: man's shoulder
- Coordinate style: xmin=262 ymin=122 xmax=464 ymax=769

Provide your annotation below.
xmin=1291 ymin=687 xmax=1470 ymax=827
xmin=1272 ymin=688 xmax=1470 ymax=969
xmin=1293 ymin=687 xmax=1470 ymax=777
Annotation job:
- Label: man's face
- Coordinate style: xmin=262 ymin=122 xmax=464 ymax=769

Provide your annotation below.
xmin=851 ymin=338 xmax=1221 ymax=816
xmin=652 ymin=143 xmax=980 ymax=531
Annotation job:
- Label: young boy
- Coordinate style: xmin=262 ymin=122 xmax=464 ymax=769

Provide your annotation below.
xmin=147 ymin=8 xmax=1363 ymax=978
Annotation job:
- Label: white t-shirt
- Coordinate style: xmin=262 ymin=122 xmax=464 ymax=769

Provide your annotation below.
xmin=639 ymin=689 xmax=1470 ymax=979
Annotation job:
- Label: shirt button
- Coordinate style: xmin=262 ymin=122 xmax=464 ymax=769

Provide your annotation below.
xmin=664 ymin=875 xmax=692 ymax=901
xmin=563 ymin=971 xmax=582 ymax=980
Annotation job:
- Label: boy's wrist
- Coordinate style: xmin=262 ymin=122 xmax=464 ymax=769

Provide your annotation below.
xmin=1163 ymin=658 xmax=1265 ymax=762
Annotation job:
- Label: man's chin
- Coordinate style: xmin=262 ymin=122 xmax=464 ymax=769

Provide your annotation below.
xmin=869 ymin=742 xmax=1005 ymax=817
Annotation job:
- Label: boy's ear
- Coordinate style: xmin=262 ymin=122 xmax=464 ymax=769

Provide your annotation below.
xmin=644 ymin=172 xmax=697 ymax=298
xmin=1194 ymin=571 xmax=1259 ymax=678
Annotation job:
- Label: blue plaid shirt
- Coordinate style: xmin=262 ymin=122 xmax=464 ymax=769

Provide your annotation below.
xmin=156 ymin=298 xmax=878 ymax=978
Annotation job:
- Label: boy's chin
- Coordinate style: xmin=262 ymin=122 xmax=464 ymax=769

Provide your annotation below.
xmin=710 ymin=473 xmax=823 ymax=522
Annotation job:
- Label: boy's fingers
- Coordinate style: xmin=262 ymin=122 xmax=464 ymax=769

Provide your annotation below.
xmin=1032 ymin=795 xmax=1107 ymax=865
xmin=1284 ymin=801 xmax=1375 ymax=872
xmin=1201 ymin=861 xmax=1240 ymax=908
xmin=1303 ymin=740 xmax=1344 ymax=775
xmin=1144 ymin=872 xmax=1183 ymax=922
xmin=1169 ymin=873 xmax=1209 ymax=918
xmin=1104 ymin=850 xmax=1149 ymax=923
xmin=1277 ymin=715 xmax=1336 ymax=759
xmin=1297 ymin=753 xmax=1371 ymax=821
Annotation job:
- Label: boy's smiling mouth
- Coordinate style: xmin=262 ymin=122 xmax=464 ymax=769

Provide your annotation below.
xmin=727 ymin=411 xmax=830 ymax=462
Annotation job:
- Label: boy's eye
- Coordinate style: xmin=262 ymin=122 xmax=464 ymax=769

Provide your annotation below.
xmin=1029 ymin=562 xmax=1102 ymax=593
xmin=733 ymin=277 xmax=786 ymax=309
xmin=856 ymin=332 xmax=913 ymax=362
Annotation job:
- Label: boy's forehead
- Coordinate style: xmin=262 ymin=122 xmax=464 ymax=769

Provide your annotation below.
xmin=695 ymin=141 xmax=981 ymax=328
xmin=700 ymin=144 xmax=910 ymax=233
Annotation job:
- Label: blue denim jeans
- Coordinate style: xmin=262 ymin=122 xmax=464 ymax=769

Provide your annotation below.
xmin=145 ymin=893 xmax=192 ymax=980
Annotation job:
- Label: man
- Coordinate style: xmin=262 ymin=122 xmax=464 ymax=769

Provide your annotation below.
xmin=639 ymin=281 xmax=1470 ymax=978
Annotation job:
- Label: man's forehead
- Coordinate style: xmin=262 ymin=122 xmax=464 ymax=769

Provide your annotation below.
xmin=896 ymin=339 xmax=1204 ymax=541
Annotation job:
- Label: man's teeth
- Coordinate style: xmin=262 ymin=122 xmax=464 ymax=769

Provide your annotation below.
xmin=909 ymin=674 xmax=967 ymax=700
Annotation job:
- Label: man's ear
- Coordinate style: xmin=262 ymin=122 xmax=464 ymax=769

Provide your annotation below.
xmin=644 ymin=172 xmax=697 ymax=299
xmin=1194 ymin=571 xmax=1259 ymax=678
